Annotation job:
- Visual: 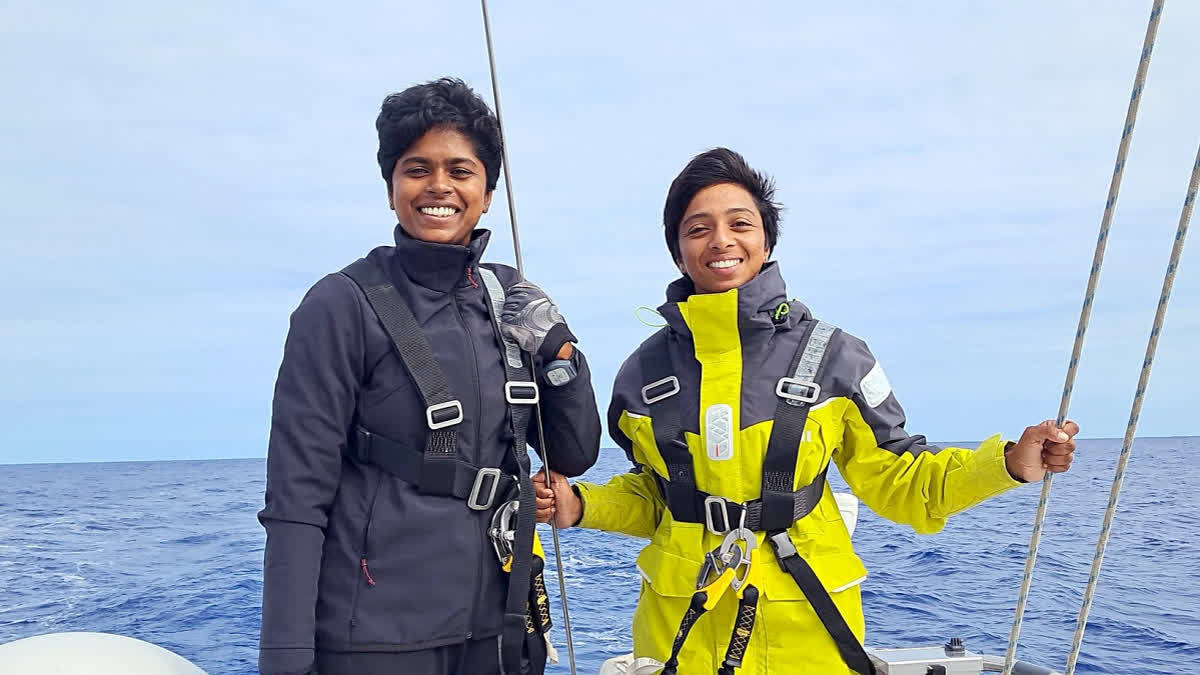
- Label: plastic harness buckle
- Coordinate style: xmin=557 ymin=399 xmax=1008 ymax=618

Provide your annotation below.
xmin=504 ymin=381 xmax=540 ymax=405
xmin=468 ymin=467 xmax=503 ymax=511
xmin=775 ymin=377 xmax=820 ymax=404
xmin=426 ymin=400 xmax=464 ymax=429
xmin=768 ymin=530 xmax=798 ymax=562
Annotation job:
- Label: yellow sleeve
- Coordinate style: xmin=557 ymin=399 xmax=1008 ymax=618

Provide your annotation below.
xmin=574 ymin=469 xmax=665 ymax=539
xmin=836 ymin=400 xmax=1023 ymax=535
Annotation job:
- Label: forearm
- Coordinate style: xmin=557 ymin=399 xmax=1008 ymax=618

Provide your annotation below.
xmin=574 ymin=469 xmax=664 ymax=538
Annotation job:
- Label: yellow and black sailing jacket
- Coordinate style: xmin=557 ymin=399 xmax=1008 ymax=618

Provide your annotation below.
xmin=576 ymin=263 xmax=1022 ymax=674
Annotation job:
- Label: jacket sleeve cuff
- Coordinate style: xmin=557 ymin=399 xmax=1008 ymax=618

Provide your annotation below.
xmin=571 ymin=471 xmax=662 ymax=539
xmin=259 ymin=520 xmax=324 ymax=656
xmin=570 ymin=484 xmax=585 ymax=526
xmin=538 ymin=323 xmax=577 ymax=362
xmin=574 ymin=481 xmax=608 ymax=530
xmin=963 ymin=434 xmax=1024 ymax=499
xmin=259 ymin=647 xmax=315 ymax=675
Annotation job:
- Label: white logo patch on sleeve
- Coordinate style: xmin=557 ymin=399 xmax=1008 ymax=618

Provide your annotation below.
xmin=705 ymin=404 xmax=734 ymax=461
xmin=860 ymin=360 xmax=892 ymax=408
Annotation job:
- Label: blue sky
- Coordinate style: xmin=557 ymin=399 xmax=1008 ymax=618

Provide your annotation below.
xmin=2 ymin=2 xmax=1197 ymax=464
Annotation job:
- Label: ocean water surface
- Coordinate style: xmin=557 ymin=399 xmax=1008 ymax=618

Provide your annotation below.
xmin=1 ymin=437 xmax=1197 ymax=674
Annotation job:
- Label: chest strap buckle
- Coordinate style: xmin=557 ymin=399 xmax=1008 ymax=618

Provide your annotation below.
xmin=468 ymin=467 xmax=504 ymax=511
xmin=504 ymin=381 xmax=540 ymax=405
xmin=642 ymin=376 xmax=680 ymax=405
xmin=704 ymin=496 xmax=748 ymax=536
xmin=426 ymin=400 xmax=464 ymax=429
xmin=776 ymin=377 xmax=820 ymax=404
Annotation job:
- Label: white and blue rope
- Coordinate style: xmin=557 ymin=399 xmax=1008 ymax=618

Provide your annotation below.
xmin=1003 ymin=2 xmax=1165 ymax=672
xmin=1063 ymin=142 xmax=1198 ymax=675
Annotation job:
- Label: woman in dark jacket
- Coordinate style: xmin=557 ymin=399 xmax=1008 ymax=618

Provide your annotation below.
xmin=258 ymin=78 xmax=601 ymax=675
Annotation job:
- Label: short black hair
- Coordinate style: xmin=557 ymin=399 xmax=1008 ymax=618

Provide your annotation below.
xmin=662 ymin=147 xmax=781 ymax=262
xmin=376 ymin=77 xmax=503 ymax=192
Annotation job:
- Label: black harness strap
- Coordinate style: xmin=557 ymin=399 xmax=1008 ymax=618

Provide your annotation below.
xmin=477 ymin=267 xmax=541 ymax=675
xmin=759 ymin=319 xmax=826 ymax=528
xmin=660 ymin=593 xmax=709 ymax=675
xmin=350 ymin=425 xmax=518 ymax=509
xmin=341 ymin=259 xmax=465 ymax=494
xmin=719 ymin=585 xmax=760 ymax=675
xmin=768 ymin=532 xmax=875 ymax=674
xmin=639 ymin=330 xmax=697 ymax=522
xmin=649 ymin=467 xmax=828 ymax=534
xmin=761 ymin=321 xmax=876 ymax=675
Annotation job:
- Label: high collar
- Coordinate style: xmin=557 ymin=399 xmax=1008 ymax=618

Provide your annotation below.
xmin=390 ymin=224 xmax=492 ymax=292
xmin=658 ymin=262 xmax=811 ymax=340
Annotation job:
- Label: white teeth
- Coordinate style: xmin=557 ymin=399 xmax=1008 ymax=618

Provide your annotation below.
xmin=708 ymin=259 xmax=741 ymax=269
xmin=419 ymin=206 xmax=457 ymax=217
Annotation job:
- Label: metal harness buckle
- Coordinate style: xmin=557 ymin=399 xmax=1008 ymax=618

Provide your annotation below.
xmin=504 ymin=381 xmax=540 ymax=405
xmin=704 ymin=496 xmax=733 ymax=535
xmin=641 ymin=376 xmax=680 ymax=405
xmin=426 ymin=400 xmax=464 ymax=429
xmin=468 ymin=467 xmax=503 ymax=511
xmin=775 ymin=377 xmax=820 ymax=404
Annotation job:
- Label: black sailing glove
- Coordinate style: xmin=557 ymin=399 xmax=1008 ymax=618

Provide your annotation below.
xmin=500 ymin=281 xmax=577 ymax=363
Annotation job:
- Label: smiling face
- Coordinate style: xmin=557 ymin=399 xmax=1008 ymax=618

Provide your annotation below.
xmin=388 ymin=126 xmax=493 ymax=246
xmin=675 ymin=182 xmax=770 ymax=294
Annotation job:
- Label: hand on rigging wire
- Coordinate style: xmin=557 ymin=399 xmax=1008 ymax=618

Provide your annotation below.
xmin=533 ymin=469 xmax=582 ymax=529
xmin=1004 ymin=420 xmax=1080 ymax=482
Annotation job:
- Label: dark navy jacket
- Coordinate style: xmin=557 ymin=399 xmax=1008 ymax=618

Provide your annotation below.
xmin=258 ymin=227 xmax=601 ymax=674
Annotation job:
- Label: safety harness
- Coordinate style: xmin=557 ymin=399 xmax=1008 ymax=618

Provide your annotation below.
xmin=642 ymin=316 xmax=876 ymax=675
xmin=340 ymin=258 xmax=551 ymax=674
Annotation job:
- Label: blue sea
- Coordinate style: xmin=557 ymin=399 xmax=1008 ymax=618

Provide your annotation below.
xmin=1 ymin=437 xmax=1197 ymax=674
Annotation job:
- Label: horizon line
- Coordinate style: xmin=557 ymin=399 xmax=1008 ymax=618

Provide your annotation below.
xmin=1 ymin=434 xmax=1195 ymax=468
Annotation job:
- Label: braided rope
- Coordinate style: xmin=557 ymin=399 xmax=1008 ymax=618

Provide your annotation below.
xmin=1063 ymin=142 xmax=1199 ymax=674
xmin=1003 ymin=2 xmax=1166 ymax=672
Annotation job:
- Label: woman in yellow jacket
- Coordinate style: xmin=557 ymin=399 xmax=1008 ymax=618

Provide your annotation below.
xmin=536 ymin=148 xmax=1078 ymax=675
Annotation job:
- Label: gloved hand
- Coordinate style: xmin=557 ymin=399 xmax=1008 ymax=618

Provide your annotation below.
xmin=500 ymin=281 xmax=577 ymax=362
